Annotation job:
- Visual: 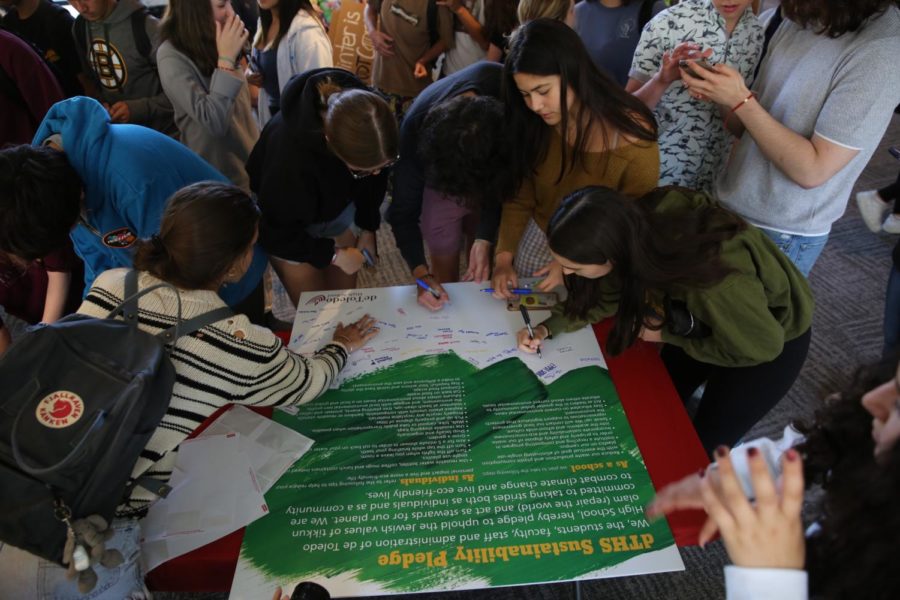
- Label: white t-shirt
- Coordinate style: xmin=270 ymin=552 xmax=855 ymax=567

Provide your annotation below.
xmin=442 ymin=0 xmax=487 ymax=75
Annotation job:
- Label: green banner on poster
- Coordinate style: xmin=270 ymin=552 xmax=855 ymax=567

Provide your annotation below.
xmin=229 ymin=285 xmax=682 ymax=597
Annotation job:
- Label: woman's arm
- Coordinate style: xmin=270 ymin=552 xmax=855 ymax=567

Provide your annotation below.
xmin=437 ymin=0 xmax=489 ymax=50
xmin=680 ymin=63 xmax=858 ymax=189
xmin=628 ymin=43 xmax=710 ymax=110
xmin=41 ymin=270 xmax=72 ymax=324
xmin=157 ymin=48 xmax=246 ymax=138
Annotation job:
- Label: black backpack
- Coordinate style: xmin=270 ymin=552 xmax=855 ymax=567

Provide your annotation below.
xmin=0 ymin=271 xmax=232 ymax=564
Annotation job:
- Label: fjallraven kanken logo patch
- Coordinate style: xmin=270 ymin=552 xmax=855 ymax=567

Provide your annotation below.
xmin=102 ymin=227 xmax=137 ymax=248
xmin=36 ymin=391 xmax=84 ymax=428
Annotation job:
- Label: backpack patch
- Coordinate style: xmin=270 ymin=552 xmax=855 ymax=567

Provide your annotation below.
xmin=102 ymin=227 xmax=137 ymax=248
xmin=35 ymin=391 xmax=84 ymax=429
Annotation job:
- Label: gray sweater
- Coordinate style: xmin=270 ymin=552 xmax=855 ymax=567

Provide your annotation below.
xmin=74 ymin=0 xmax=176 ymax=136
xmin=156 ymin=40 xmax=259 ymax=191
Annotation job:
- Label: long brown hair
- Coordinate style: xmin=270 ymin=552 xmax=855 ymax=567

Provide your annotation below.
xmin=133 ymin=182 xmax=260 ymax=290
xmin=160 ymin=0 xmax=218 ymax=76
xmin=317 ymin=79 xmax=399 ymax=170
xmin=503 ymin=18 xmax=657 ymax=186
xmin=780 ymin=0 xmax=896 ymax=37
xmin=547 ymin=186 xmax=744 ymax=355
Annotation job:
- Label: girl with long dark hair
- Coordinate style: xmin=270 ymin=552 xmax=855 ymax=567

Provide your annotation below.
xmin=647 ymin=359 xmax=900 ymax=599
xmin=490 ymin=18 xmax=658 ymax=298
xmin=157 ymin=0 xmax=259 ymax=191
xmin=248 ymin=0 xmax=332 ymax=126
xmin=517 ymin=186 xmax=813 ymax=453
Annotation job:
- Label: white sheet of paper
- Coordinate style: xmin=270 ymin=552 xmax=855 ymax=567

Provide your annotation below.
xmin=140 ymin=433 xmax=269 ymax=573
xmin=198 ymin=405 xmax=315 ymax=493
xmin=288 ymin=282 xmax=606 ymax=387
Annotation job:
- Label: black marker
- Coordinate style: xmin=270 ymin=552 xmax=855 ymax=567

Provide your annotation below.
xmin=519 ymin=304 xmax=542 ymax=359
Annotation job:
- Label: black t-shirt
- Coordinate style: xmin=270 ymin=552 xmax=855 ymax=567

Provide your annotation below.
xmin=2 ymin=0 xmax=83 ymax=96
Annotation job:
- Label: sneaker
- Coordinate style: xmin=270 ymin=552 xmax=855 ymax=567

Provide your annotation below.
xmin=856 ymin=190 xmax=890 ymax=232
xmin=883 ymin=214 xmax=900 ymax=234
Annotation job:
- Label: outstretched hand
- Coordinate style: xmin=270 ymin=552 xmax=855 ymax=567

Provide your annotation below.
xmin=332 ymin=314 xmax=380 ymax=352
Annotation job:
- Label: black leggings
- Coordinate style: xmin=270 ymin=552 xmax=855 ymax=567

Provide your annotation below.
xmin=660 ymin=328 xmax=812 ymax=456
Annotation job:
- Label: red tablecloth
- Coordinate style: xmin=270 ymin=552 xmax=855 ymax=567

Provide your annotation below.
xmin=146 ymin=322 xmax=709 ymax=592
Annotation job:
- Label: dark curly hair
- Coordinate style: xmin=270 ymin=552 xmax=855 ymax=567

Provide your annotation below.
xmin=418 ymin=95 xmax=517 ymax=209
xmin=547 ymin=186 xmax=744 ymax=355
xmin=780 ymin=0 xmax=897 ymax=37
xmin=795 ymin=359 xmax=900 ymax=599
xmin=0 ymin=145 xmax=83 ymax=261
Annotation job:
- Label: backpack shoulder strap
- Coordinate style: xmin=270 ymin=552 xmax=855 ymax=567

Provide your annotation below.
xmin=637 ymin=0 xmax=654 ymax=31
xmin=157 ymin=306 xmax=234 ymax=345
xmin=130 ymin=8 xmax=152 ymax=60
xmin=753 ymin=6 xmax=783 ymax=81
xmin=110 ymin=270 xmax=233 ymax=343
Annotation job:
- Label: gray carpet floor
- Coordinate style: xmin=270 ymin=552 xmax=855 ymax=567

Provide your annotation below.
xmin=103 ymin=115 xmax=900 ymax=599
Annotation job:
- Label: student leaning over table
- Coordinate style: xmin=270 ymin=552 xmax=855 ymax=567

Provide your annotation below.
xmin=647 ymin=359 xmax=900 ymax=600
xmin=77 ymin=182 xmax=380 ymax=518
xmin=517 ymin=186 xmax=813 ymax=455
xmin=490 ymin=18 xmax=659 ymax=297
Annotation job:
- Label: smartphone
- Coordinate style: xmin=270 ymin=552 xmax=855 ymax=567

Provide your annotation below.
xmin=507 ymin=292 xmax=559 ymax=311
xmin=678 ymin=58 xmax=715 ymax=77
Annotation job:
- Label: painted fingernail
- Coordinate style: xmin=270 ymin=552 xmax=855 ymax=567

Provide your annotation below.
xmin=786 ymin=449 xmax=799 ymax=461
xmin=747 ymin=447 xmax=759 ymax=458
xmin=715 ymin=445 xmax=728 ymax=458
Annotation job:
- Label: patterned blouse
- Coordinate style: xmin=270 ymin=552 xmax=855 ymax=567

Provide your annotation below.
xmin=629 ymin=0 xmax=763 ymax=192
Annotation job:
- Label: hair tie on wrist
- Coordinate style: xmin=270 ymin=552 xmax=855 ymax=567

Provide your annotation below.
xmin=730 ymin=92 xmax=755 ymax=113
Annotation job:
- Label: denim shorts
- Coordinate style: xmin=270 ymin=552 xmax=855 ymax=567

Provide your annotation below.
xmin=306 ymin=202 xmax=357 ymax=239
xmin=759 ymin=228 xmax=829 ymax=277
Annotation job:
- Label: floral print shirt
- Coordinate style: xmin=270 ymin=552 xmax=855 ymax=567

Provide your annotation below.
xmin=630 ymin=0 xmax=763 ymax=192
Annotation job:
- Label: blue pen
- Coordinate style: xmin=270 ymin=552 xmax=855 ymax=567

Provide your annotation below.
xmin=415 ymin=278 xmax=441 ymax=299
xmin=480 ymin=288 xmax=533 ymax=294
xmin=361 ymin=248 xmax=376 ymax=267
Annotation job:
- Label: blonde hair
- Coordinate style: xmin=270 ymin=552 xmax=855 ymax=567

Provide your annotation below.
xmin=317 ymin=79 xmax=399 ymax=169
xmin=517 ymin=0 xmax=572 ymax=24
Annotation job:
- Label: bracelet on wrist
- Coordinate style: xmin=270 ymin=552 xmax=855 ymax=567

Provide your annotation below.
xmin=730 ymin=92 xmax=755 ymax=113
xmin=217 ymin=55 xmax=236 ymax=66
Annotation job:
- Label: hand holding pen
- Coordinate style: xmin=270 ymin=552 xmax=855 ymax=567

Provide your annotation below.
xmin=414 ymin=273 xmax=449 ymax=312
xmin=518 ymin=304 xmax=543 ymax=359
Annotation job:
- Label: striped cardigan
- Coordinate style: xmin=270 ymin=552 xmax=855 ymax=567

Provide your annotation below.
xmin=78 ymin=269 xmax=348 ymax=516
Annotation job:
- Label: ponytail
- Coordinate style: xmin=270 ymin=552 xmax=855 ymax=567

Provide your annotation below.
xmin=133 ymin=182 xmax=260 ymax=290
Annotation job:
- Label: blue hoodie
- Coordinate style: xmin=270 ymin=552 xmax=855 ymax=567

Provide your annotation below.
xmin=33 ymin=97 xmax=266 ymax=305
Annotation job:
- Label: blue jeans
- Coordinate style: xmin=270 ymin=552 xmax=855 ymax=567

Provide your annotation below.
xmin=885 ymin=264 xmax=900 ymax=360
xmin=760 ymin=228 xmax=829 ymax=277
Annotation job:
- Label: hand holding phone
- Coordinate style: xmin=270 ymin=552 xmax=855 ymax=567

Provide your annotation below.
xmin=678 ymin=58 xmax=716 ymax=79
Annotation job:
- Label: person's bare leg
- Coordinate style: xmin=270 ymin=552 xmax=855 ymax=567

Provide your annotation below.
xmin=270 ymin=256 xmax=327 ymax=307
xmin=431 ymin=254 xmax=461 ymax=283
